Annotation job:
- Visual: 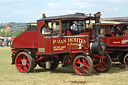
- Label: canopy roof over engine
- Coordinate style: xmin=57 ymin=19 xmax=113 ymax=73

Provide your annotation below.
xmin=38 ymin=13 xmax=95 ymax=21
xmin=100 ymin=17 xmax=128 ymax=25
xmin=102 ymin=17 xmax=128 ymax=22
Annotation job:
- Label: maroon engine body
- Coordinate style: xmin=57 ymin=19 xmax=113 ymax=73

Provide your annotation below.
xmin=11 ymin=12 xmax=111 ymax=76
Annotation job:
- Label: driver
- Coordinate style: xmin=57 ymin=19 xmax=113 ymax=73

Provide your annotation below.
xmin=42 ymin=23 xmax=51 ymax=34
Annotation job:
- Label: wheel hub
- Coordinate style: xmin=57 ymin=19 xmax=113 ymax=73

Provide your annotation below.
xmin=22 ymin=59 xmax=27 ymax=66
xmin=127 ymin=58 xmax=128 ymax=61
xmin=80 ymin=64 xmax=84 ymax=68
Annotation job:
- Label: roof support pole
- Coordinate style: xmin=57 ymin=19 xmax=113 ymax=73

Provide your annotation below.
xmin=59 ymin=20 xmax=62 ymax=36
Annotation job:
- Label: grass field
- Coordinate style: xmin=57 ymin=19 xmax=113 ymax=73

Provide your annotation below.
xmin=0 ymin=47 xmax=128 ymax=85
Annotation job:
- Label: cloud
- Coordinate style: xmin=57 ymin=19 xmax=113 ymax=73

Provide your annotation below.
xmin=0 ymin=0 xmax=128 ymax=23
xmin=0 ymin=0 xmax=13 ymax=2
xmin=12 ymin=10 xmax=36 ymax=15
xmin=12 ymin=11 xmax=28 ymax=15
xmin=90 ymin=0 xmax=127 ymax=3
xmin=46 ymin=0 xmax=91 ymax=16
xmin=0 ymin=0 xmax=34 ymax=2
xmin=107 ymin=0 xmax=127 ymax=3
xmin=53 ymin=10 xmax=78 ymax=15
xmin=47 ymin=0 xmax=89 ymax=9
xmin=103 ymin=7 xmax=118 ymax=11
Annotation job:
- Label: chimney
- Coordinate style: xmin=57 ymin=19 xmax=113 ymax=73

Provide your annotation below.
xmin=94 ymin=12 xmax=101 ymax=40
xmin=42 ymin=13 xmax=46 ymax=18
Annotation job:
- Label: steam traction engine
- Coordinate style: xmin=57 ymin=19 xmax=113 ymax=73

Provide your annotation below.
xmin=101 ymin=24 xmax=128 ymax=68
xmin=11 ymin=12 xmax=111 ymax=76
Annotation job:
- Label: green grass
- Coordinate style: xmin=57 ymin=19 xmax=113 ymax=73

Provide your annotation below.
xmin=0 ymin=47 xmax=128 ymax=85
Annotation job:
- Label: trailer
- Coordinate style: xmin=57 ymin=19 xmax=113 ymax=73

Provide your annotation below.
xmin=11 ymin=12 xmax=111 ymax=76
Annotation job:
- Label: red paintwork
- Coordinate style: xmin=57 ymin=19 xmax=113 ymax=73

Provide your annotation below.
xmin=52 ymin=35 xmax=89 ymax=54
xmin=102 ymin=36 xmax=128 ymax=47
xmin=71 ymin=49 xmax=85 ymax=53
xmin=36 ymin=55 xmax=45 ymax=62
xmin=124 ymin=32 xmax=128 ymax=36
xmin=86 ymin=29 xmax=92 ymax=35
xmin=37 ymin=21 xmax=45 ymax=54
xmin=12 ymin=20 xmax=90 ymax=55
xmin=13 ymin=31 xmax=37 ymax=48
xmin=11 ymin=49 xmax=17 ymax=53
xmin=36 ymin=34 xmax=90 ymax=54
xmin=65 ymin=29 xmax=72 ymax=35
xmin=45 ymin=37 xmax=52 ymax=54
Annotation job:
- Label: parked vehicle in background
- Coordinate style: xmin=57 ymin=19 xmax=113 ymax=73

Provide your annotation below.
xmin=101 ymin=24 xmax=128 ymax=68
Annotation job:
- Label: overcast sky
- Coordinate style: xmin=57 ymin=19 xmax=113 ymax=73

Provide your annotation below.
xmin=0 ymin=0 xmax=128 ymax=23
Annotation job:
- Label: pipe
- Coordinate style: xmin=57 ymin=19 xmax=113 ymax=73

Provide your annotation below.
xmin=94 ymin=12 xmax=101 ymax=40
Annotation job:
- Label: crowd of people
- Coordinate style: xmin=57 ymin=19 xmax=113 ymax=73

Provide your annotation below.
xmin=112 ymin=25 xmax=128 ymax=37
xmin=0 ymin=38 xmax=11 ymax=47
xmin=101 ymin=25 xmax=128 ymax=37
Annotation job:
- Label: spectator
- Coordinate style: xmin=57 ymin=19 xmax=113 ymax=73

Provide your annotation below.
xmin=0 ymin=40 xmax=2 ymax=47
xmin=116 ymin=26 xmax=123 ymax=36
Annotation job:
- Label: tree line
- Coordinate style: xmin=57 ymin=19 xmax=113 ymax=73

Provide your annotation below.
xmin=0 ymin=22 xmax=27 ymax=37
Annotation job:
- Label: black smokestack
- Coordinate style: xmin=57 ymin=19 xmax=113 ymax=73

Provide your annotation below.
xmin=94 ymin=12 xmax=101 ymax=40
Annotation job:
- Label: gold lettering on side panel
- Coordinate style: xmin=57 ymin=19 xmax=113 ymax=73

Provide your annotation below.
xmin=53 ymin=39 xmax=67 ymax=44
xmin=38 ymin=48 xmax=45 ymax=52
xmin=54 ymin=46 xmax=66 ymax=50
xmin=68 ymin=38 xmax=86 ymax=44
xmin=53 ymin=37 xmax=87 ymax=51
xmin=53 ymin=38 xmax=86 ymax=45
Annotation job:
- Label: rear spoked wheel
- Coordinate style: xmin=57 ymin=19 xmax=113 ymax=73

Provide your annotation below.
xmin=62 ymin=54 xmax=72 ymax=67
xmin=124 ymin=54 xmax=128 ymax=69
xmin=73 ymin=55 xmax=93 ymax=76
xmin=15 ymin=52 xmax=35 ymax=73
xmin=93 ymin=54 xmax=112 ymax=73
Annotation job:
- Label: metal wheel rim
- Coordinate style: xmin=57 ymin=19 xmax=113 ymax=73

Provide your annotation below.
xmin=74 ymin=56 xmax=90 ymax=75
xmin=93 ymin=55 xmax=109 ymax=72
xmin=124 ymin=55 xmax=128 ymax=68
xmin=16 ymin=53 xmax=30 ymax=72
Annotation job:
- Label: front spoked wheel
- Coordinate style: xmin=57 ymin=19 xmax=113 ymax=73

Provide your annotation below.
xmin=93 ymin=54 xmax=112 ymax=73
xmin=73 ymin=55 xmax=93 ymax=76
xmin=124 ymin=54 xmax=128 ymax=69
